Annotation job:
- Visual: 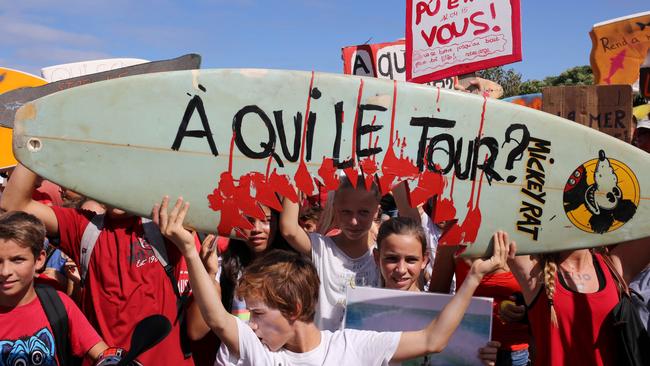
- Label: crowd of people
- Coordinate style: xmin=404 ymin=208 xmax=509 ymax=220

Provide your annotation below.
xmin=1 ymin=84 xmax=649 ymax=366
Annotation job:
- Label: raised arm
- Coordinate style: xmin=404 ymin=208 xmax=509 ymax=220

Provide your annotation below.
xmin=392 ymin=181 xmax=421 ymax=222
xmin=154 ymin=197 xmax=239 ymax=356
xmin=391 ymin=231 xmax=511 ymax=362
xmin=0 ymin=163 xmax=58 ymax=234
xmin=186 ymin=234 xmax=221 ymax=341
xmin=278 ymin=195 xmax=312 ymax=256
xmin=506 ymin=243 xmax=543 ymax=305
xmin=609 ymin=236 xmax=650 ymax=284
xmin=428 ymin=245 xmax=457 ymax=293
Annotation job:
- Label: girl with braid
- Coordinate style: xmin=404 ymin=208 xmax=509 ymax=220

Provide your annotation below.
xmin=507 ymin=239 xmax=650 ymax=366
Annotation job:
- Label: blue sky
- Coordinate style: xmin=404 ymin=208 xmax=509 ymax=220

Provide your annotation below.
xmin=0 ymin=0 xmax=648 ymax=81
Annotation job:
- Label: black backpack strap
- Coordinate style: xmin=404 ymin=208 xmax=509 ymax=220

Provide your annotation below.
xmin=141 ymin=218 xmax=192 ymax=359
xmin=35 ymin=284 xmax=71 ymax=366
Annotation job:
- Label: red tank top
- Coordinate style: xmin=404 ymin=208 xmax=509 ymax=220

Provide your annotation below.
xmin=455 ymin=260 xmax=530 ymax=351
xmin=527 ymin=253 xmax=619 ymax=366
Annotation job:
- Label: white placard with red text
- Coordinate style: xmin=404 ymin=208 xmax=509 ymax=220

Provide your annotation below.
xmin=406 ymin=0 xmax=521 ymax=83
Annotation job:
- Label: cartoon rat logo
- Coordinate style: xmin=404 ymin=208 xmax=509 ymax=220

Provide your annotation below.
xmin=563 ymin=150 xmax=639 ymax=234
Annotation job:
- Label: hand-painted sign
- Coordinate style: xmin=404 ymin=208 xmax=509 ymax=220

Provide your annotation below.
xmin=342 ymin=39 xmax=455 ymax=89
xmin=542 ymin=85 xmax=633 ymax=143
xmin=590 ymin=11 xmax=650 ymax=86
xmin=406 ymin=0 xmax=522 ymax=83
xmin=41 ymin=58 xmax=149 ymax=82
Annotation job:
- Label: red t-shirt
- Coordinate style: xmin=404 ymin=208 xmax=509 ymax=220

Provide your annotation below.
xmin=52 ymin=207 xmax=193 ymax=365
xmin=527 ymin=253 xmax=619 ymax=366
xmin=455 ymin=260 xmax=530 ymax=351
xmin=0 ymin=291 xmax=101 ymax=364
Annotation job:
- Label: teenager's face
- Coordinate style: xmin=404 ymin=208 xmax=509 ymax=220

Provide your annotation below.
xmin=0 ymin=239 xmax=45 ymax=305
xmin=375 ymin=233 xmax=427 ymax=291
xmin=334 ymin=188 xmax=379 ymax=242
xmin=246 ymin=298 xmax=293 ymax=351
xmin=242 ymin=205 xmax=271 ymax=254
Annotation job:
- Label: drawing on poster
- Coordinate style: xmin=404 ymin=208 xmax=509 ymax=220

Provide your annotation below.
xmin=345 ymin=286 xmax=492 ymax=366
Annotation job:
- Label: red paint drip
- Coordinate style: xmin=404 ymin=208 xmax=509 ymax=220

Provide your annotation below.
xmin=294 ymin=160 xmax=315 ymax=196
xmin=299 ymin=71 xmax=315 ymax=162
xmin=265 ymin=154 xmax=273 ymax=179
xmin=343 ymin=166 xmax=359 ymax=188
xmin=350 ymin=79 xmax=365 ymax=163
xmin=317 ymin=157 xmax=340 ymax=191
xmin=438 ymin=108 xmax=491 ymax=246
xmin=359 ymin=157 xmax=378 ymax=191
xmin=436 ymin=86 xmax=441 ymax=112
xmin=227 ymin=132 xmax=236 ymax=173
xmin=389 ymin=80 xmax=397 ymax=143
xmin=368 ymin=115 xmax=377 ymax=149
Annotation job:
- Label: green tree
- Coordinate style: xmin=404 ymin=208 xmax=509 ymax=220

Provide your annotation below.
xmin=544 ymin=65 xmax=593 ymax=86
xmin=476 ymin=66 xmax=522 ymax=98
xmin=518 ymin=79 xmax=547 ymax=95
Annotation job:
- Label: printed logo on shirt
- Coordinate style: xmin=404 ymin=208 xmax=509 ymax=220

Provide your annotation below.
xmin=0 ymin=328 xmax=56 ymax=365
xmin=128 ymin=238 xmax=159 ymax=268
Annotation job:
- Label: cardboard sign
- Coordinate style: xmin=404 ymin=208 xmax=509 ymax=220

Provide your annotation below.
xmin=405 ymin=0 xmax=522 ymax=83
xmin=342 ymin=39 xmax=455 ymax=89
xmin=589 ymin=12 xmax=650 ymax=86
xmin=542 ymin=85 xmax=633 ymax=143
xmin=641 ymin=67 xmax=650 ymax=98
xmin=345 ymin=286 xmax=492 ymax=366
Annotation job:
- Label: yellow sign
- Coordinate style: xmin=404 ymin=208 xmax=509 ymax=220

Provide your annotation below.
xmin=0 ymin=67 xmax=47 ymax=169
xmin=563 ymin=150 xmax=639 ymax=234
xmin=589 ymin=12 xmax=650 ymax=86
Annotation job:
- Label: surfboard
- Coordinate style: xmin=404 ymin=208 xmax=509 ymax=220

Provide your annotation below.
xmin=41 ymin=58 xmax=149 ymax=82
xmin=0 ymin=54 xmax=201 ymax=128
xmin=11 ymin=69 xmax=650 ymax=256
xmin=0 ymin=67 xmax=47 ymax=169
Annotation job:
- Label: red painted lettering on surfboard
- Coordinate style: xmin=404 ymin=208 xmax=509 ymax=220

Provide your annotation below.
xmin=207 ymin=79 xmax=495 ymax=242
xmin=437 ymin=97 xmax=489 ymax=246
xmin=294 ymin=71 xmax=317 ymax=195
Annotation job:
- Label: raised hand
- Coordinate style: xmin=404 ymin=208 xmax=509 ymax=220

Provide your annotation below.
xmin=199 ymin=234 xmax=220 ymax=277
xmin=470 ymin=231 xmax=511 ymax=278
xmin=153 ymin=196 xmax=194 ymax=255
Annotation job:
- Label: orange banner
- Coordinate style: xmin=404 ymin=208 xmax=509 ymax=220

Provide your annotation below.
xmin=590 ymin=12 xmax=650 ymax=86
xmin=0 ymin=67 xmax=47 ymax=169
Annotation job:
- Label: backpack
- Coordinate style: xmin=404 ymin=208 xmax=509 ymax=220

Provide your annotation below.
xmin=601 ymin=255 xmax=650 ymax=366
xmin=79 ymin=214 xmax=192 ymax=358
xmin=34 ymin=283 xmax=81 ymax=366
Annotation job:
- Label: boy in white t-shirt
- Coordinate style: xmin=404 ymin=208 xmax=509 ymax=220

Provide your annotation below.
xmin=154 ymin=196 xmax=512 ymax=366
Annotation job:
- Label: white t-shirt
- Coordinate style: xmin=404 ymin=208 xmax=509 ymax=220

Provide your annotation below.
xmin=215 ymin=317 xmax=401 ymax=366
xmin=420 ymin=211 xmax=441 ymax=292
xmin=309 ymin=232 xmax=381 ymax=331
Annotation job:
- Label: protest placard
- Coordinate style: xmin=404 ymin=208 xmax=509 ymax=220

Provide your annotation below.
xmin=405 ymin=0 xmax=521 ymax=83
xmin=342 ymin=39 xmax=455 ymax=89
xmin=542 ymin=85 xmax=633 ymax=143
xmin=589 ymin=11 xmax=650 ymax=87
xmin=345 ymin=286 xmax=492 ymax=365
